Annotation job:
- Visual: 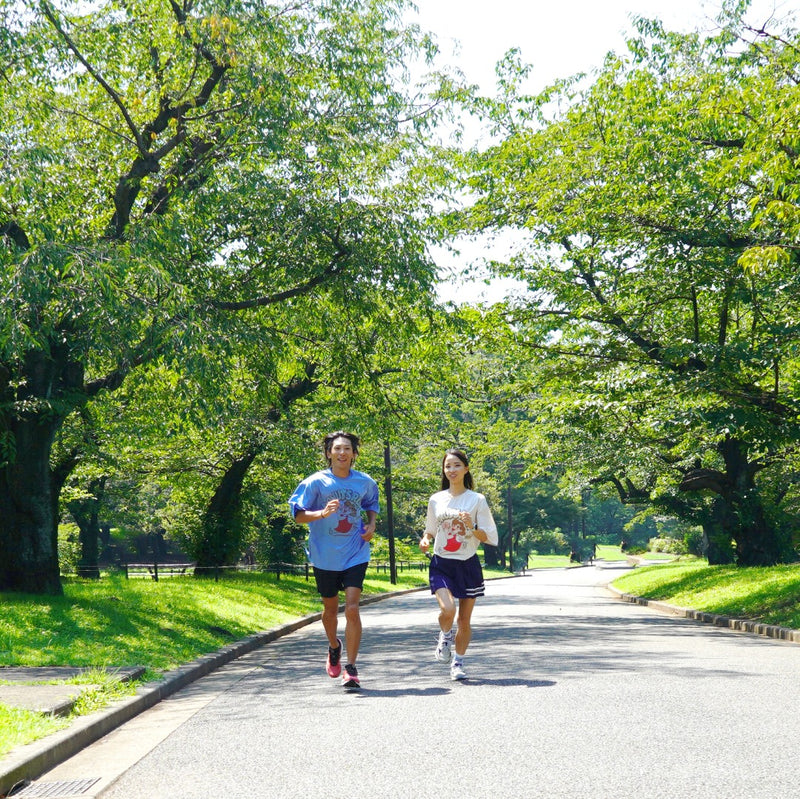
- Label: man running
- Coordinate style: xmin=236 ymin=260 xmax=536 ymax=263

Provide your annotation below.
xmin=289 ymin=431 xmax=379 ymax=689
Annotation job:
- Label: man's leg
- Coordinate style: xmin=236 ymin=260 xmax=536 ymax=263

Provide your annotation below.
xmin=321 ymin=594 xmax=340 ymax=648
xmin=343 ymin=585 xmax=362 ymax=664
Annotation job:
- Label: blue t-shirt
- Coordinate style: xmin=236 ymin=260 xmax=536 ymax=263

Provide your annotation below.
xmin=289 ymin=468 xmax=380 ymax=570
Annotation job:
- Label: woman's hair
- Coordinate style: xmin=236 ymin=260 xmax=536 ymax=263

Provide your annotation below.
xmin=440 ymin=448 xmax=474 ymax=491
xmin=323 ymin=430 xmax=360 ymax=465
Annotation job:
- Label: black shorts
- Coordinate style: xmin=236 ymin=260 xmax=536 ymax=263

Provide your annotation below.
xmin=313 ymin=561 xmax=369 ymax=598
xmin=429 ymin=554 xmax=485 ymax=599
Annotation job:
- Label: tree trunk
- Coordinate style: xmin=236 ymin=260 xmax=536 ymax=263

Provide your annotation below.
xmin=484 ymin=543 xmax=502 ymax=569
xmin=0 ymin=347 xmax=86 ymax=594
xmin=700 ymin=498 xmax=736 ymax=566
xmin=194 ymin=451 xmax=257 ymax=574
xmin=0 ymin=414 xmax=63 ymax=595
xmin=68 ymin=476 xmax=107 ymax=580
xmin=718 ymin=437 xmax=786 ymax=566
xmin=680 ymin=436 xmax=788 ymax=567
xmin=192 ymin=368 xmax=319 ymax=575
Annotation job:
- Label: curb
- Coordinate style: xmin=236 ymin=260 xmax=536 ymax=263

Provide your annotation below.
xmin=606 ymin=584 xmax=800 ymax=645
xmin=0 ymin=614 xmax=318 ymax=798
xmin=0 ymin=586 xmax=426 ymax=797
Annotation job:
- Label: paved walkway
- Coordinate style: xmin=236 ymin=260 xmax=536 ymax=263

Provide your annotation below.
xmin=6 ymin=565 xmax=800 ymax=798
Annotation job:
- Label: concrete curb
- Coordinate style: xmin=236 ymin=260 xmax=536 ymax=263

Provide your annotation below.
xmin=0 ymin=613 xmax=317 ymax=797
xmin=607 ymin=584 xmax=800 ymax=645
xmin=1 ymin=575 xmax=526 ymax=795
xmin=0 ymin=585 xmax=431 ymax=797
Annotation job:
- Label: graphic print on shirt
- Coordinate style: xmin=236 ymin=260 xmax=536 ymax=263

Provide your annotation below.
xmin=328 ymin=490 xmax=362 ymax=536
xmin=439 ymin=510 xmax=473 ymax=553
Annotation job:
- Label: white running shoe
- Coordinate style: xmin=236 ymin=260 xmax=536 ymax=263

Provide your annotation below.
xmin=435 ymin=630 xmax=454 ymax=663
xmin=450 ymin=661 xmax=467 ymax=681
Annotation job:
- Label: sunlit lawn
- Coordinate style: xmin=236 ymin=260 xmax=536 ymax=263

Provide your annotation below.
xmin=0 ymin=570 xmax=426 ymax=672
xmin=521 ymin=543 xmax=632 ymax=569
xmin=526 ymin=554 xmax=573 ymax=568
xmin=0 ymin=569 xmax=428 ymax=756
xmin=612 ymin=560 xmax=800 ymax=629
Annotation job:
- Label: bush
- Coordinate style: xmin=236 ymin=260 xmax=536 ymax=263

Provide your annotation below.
xmin=58 ymin=523 xmax=81 ymax=575
xmin=520 ymin=528 xmax=570 ymax=556
xmin=683 ymin=526 xmax=705 ymax=557
xmin=648 ymin=536 xmax=688 ymax=555
xmin=370 ymin=535 xmax=421 ymax=563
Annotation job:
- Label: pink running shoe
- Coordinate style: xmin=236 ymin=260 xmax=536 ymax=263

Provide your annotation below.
xmin=341 ymin=663 xmax=360 ymax=690
xmin=326 ymin=639 xmax=342 ymax=678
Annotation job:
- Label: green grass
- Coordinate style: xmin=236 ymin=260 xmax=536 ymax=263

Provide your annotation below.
xmin=521 ymin=543 xmax=632 ymax=568
xmin=612 ymin=560 xmax=800 ymax=629
xmin=0 ymin=569 xmax=427 ymax=757
xmin=638 ymin=550 xmax=676 ymax=561
xmin=596 ymin=544 xmax=630 ymax=562
xmin=526 ymin=554 xmax=573 ymax=568
xmin=0 ymin=705 xmax=70 ymax=759
xmin=0 ymin=571 xmax=426 ymax=672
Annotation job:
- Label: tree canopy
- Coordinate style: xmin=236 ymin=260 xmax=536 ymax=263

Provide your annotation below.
xmin=464 ymin=8 xmax=800 ymax=565
xmin=0 ymin=0 xmax=451 ymax=593
xmin=5 ymin=1 xmax=800 ymax=595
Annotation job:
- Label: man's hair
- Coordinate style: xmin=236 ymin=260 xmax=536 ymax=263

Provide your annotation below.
xmin=323 ymin=431 xmax=360 ymax=464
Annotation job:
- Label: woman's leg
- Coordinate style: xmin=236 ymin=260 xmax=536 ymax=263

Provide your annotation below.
xmin=434 ymin=587 xmax=456 ymax=632
xmin=454 ymin=597 xmax=476 ymax=656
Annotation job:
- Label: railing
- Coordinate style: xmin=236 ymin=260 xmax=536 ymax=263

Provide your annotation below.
xmin=123 ymin=561 xmax=310 ymax=581
xmin=124 ymin=562 xmax=195 ymax=580
xmin=122 ymin=558 xmax=430 ymax=581
xmin=370 ymin=559 xmax=429 ymax=574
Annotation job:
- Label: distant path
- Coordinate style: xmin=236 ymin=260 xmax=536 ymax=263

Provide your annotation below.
xmin=42 ymin=565 xmax=800 ymax=799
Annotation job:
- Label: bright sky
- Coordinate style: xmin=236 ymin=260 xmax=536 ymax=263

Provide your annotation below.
xmin=411 ymin=0 xmax=792 ymax=95
xmin=408 ymin=0 xmax=795 ymax=304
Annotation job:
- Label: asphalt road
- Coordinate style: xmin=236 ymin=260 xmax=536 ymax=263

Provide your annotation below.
xmin=29 ymin=565 xmax=800 ymax=799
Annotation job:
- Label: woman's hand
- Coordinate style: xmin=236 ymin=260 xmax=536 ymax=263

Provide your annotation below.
xmin=458 ymin=511 xmax=474 ymax=532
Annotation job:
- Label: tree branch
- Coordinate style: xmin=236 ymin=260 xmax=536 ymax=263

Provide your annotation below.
xmin=0 ymin=221 xmax=30 ymax=251
xmin=41 ymin=1 xmax=145 ymax=151
xmin=208 ymin=249 xmax=349 ymax=311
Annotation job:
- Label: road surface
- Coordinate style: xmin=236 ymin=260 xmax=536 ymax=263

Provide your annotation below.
xmin=28 ymin=565 xmax=800 ymax=799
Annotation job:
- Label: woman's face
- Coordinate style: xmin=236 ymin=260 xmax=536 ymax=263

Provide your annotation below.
xmin=443 ymin=454 xmax=469 ymax=486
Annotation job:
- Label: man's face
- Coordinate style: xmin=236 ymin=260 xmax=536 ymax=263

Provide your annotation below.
xmin=329 ymin=437 xmax=355 ymax=470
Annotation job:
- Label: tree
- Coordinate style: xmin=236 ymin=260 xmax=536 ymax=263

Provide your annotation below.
xmin=0 ymin=0 xmax=447 ymax=593
xmin=192 ymin=365 xmax=319 ymax=573
xmin=466 ymin=8 xmax=800 ymax=565
xmin=62 ymin=285 xmax=461 ymax=575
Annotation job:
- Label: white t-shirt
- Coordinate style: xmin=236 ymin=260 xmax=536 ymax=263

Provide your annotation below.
xmin=425 ymin=489 xmax=498 ymax=560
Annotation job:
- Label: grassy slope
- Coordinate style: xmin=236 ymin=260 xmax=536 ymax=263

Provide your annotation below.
xmin=0 ymin=571 xmax=428 ymax=672
xmin=612 ymin=560 xmax=800 ymax=629
xmin=0 ymin=570 xmax=427 ymax=757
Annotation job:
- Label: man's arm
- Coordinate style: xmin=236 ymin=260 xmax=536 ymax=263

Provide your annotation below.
xmin=295 ymin=499 xmax=340 ymax=525
xmin=362 ymin=510 xmax=378 ymax=540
